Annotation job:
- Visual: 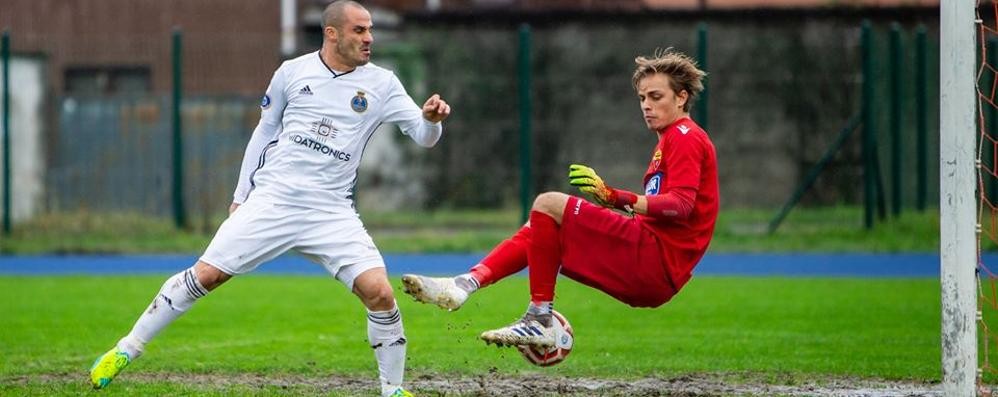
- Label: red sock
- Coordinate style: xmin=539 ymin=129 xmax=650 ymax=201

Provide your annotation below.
xmin=470 ymin=225 xmax=531 ymax=287
xmin=527 ymin=211 xmax=561 ymax=303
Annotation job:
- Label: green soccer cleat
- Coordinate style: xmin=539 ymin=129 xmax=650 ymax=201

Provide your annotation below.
xmin=386 ymin=387 xmax=414 ymax=397
xmin=89 ymin=346 xmax=131 ymax=389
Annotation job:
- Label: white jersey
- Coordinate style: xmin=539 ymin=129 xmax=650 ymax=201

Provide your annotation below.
xmin=232 ymin=51 xmax=442 ymax=212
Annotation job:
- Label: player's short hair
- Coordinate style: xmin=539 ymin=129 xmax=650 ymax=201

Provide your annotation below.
xmin=632 ymin=49 xmax=706 ymax=113
xmin=323 ymin=0 xmax=365 ymax=30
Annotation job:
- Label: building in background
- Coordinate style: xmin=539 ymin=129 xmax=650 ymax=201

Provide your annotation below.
xmin=0 ymin=0 xmax=282 ymax=96
xmin=0 ymin=0 xmax=940 ymax=97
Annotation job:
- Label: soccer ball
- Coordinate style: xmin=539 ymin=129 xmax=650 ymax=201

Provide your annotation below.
xmin=517 ymin=310 xmax=574 ymax=366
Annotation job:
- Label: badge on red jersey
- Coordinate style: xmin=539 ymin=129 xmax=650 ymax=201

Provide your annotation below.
xmin=645 ymin=172 xmax=662 ymax=195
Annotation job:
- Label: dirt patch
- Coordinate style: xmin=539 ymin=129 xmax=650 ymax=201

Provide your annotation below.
xmin=8 ymin=372 xmax=944 ymax=396
xmin=409 ymin=373 xmax=942 ymax=397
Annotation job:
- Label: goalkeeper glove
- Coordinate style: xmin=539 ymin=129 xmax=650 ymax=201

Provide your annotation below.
xmin=568 ymin=164 xmax=637 ymax=211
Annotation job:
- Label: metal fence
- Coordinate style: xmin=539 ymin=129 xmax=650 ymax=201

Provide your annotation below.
xmin=0 ymin=9 xmax=943 ymax=230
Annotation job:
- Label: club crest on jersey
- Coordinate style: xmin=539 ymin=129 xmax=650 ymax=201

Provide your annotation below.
xmin=652 ymin=149 xmax=662 ymax=168
xmin=645 ymin=172 xmax=663 ymax=195
xmin=351 ymin=91 xmax=368 ymax=113
xmin=261 ymin=94 xmax=271 ymax=109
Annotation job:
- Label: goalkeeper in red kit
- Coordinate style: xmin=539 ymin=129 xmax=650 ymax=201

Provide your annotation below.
xmin=402 ymin=49 xmax=719 ymax=348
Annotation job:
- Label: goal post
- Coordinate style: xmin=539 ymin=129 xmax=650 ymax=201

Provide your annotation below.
xmin=940 ymin=0 xmax=978 ymax=395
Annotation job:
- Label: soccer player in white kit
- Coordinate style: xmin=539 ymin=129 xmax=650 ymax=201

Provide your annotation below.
xmin=88 ymin=2 xmax=450 ymax=396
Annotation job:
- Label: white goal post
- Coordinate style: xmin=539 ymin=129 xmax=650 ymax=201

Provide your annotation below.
xmin=940 ymin=0 xmax=978 ymax=395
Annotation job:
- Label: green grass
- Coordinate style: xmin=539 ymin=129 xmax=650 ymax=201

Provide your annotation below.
xmin=714 ymin=206 xmax=947 ymax=252
xmin=0 ymin=207 xmax=954 ymax=254
xmin=0 ymin=274 xmax=957 ymax=395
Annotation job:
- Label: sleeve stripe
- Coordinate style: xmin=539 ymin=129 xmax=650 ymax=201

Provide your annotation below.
xmin=249 ymin=139 xmax=279 ymax=188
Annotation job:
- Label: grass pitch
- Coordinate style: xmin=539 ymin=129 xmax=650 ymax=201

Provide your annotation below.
xmin=0 ymin=274 xmax=951 ymax=395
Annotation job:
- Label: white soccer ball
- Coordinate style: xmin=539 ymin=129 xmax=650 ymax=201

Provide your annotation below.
xmin=517 ymin=310 xmax=574 ymax=366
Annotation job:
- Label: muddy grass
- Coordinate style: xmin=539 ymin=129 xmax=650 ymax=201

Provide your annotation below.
xmin=7 ymin=372 xmax=945 ymax=396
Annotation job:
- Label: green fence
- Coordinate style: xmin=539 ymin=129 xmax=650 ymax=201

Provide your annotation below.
xmin=0 ymin=14 xmax=942 ymax=234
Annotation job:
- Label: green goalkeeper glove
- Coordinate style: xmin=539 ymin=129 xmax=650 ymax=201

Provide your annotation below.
xmin=568 ymin=164 xmax=614 ymax=207
xmin=568 ymin=164 xmax=637 ymax=210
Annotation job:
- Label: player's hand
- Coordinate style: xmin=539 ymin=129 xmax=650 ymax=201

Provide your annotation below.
xmin=568 ymin=164 xmax=614 ymax=208
xmin=422 ymin=94 xmax=451 ymax=123
xmin=229 ymin=202 xmax=240 ymax=214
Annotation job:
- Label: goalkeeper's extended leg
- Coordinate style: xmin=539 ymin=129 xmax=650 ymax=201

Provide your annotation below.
xmin=402 ymin=224 xmax=532 ymax=310
xmin=470 ymin=224 xmax=532 ymax=287
xmin=90 ymin=262 xmax=227 ymax=389
xmin=481 ymin=208 xmax=562 ymax=348
xmin=400 ymin=274 xmax=473 ymax=311
xmin=525 ymin=209 xmax=561 ymax=309
xmin=479 ymin=302 xmax=557 ymax=348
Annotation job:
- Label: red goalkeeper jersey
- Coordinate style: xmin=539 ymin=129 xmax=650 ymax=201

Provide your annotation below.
xmin=636 ymin=116 xmax=719 ymax=292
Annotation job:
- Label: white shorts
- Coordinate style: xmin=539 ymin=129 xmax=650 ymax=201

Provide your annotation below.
xmin=199 ymin=199 xmax=384 ymax=289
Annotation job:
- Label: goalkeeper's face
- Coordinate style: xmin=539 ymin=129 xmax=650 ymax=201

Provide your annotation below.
xmin=331 ymin=5 xmax=373 ymax=67
xmin=636 ymin=73 xmax=688 ymax=132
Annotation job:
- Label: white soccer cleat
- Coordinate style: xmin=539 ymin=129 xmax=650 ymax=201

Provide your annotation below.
xmin=480 ymin=315 xmax=558 ymax=348
xmin=401 ymin=274 xmax=469 ymax=311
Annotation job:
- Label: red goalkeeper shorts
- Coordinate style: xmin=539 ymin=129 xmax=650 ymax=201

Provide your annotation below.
xmin=558 ymin=196 xmax=676 ymax=308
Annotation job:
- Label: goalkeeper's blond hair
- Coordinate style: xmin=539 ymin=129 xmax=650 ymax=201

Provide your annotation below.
xmin=632 ymin=49 xmax=706 ymax=113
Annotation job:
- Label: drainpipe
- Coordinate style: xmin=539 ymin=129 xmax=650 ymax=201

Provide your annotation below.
xmin=281 ymin=0 xmax=297 ymax=57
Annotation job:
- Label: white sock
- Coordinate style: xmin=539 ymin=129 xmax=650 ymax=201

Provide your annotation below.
xmin=528 ymin=300 xmax=553 ymax=315
xmin=454 ymin=273 xmax=479 ymax=294
xmin=527 ymin=301 xmax=553 ymax=327
xmin=367 ymin=304 xmax=406 ymax=397
xmin=117 ymin=266 xmax=208 ymax=359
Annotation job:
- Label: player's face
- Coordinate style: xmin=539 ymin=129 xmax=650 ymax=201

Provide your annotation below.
xmin=637 ymin=73 xmax=688 ymax=132
xmin=334 ymin=6 xmax=373 ymax=67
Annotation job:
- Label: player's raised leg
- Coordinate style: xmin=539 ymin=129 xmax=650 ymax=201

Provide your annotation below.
xmin=401 ymin=223 xmax=533 ymax=310
xmin=90 ymin=261 xmax=231 ymax=389
xmin=480 ymin=192 xmax=567 ymax=348
xmin=352 ymin=267 xmax=413 ymax=397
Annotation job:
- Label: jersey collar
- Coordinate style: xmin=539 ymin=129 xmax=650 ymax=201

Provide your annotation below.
xmin=316 ymin=50 xmax=357 ymax=78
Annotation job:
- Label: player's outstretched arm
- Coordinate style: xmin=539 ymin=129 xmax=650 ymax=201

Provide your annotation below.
xmin=382 ymin=74 xmax=447 ymax=147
